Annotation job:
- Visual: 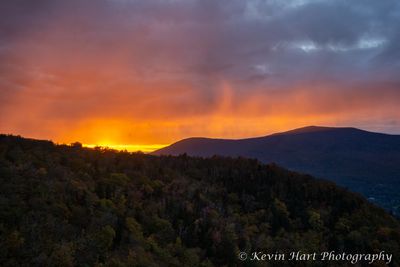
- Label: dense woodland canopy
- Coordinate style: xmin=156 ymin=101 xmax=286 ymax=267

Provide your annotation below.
xmin=0 ymin=134 xmax=399 ymax=267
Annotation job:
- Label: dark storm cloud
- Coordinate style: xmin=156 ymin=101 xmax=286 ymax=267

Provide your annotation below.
xmin=1 ymin=0 xmax=399 ymax=84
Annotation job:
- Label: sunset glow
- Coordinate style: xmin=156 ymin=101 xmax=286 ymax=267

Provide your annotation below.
xmin=83 ymin=143 xmax=168 ymax=153
xmin=1 ymin=0 xmax=399 ymax=148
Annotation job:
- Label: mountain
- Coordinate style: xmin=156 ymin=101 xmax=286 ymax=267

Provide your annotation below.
xmin=0 ymin=134 xmax=399 ymax=266
xmin=154 ymin=126 xmax=400 ymax=214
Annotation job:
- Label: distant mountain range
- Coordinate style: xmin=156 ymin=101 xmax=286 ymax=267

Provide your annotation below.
xmin=154 ymin=126 xmax=400 ymax=214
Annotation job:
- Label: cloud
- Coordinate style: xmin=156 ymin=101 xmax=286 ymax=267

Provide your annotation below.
xmin=0 ymin=0 xmax=399 ymax=145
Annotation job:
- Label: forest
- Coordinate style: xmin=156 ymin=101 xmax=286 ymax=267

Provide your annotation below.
xmin=0 ymin=134 xmax=399 ymax=267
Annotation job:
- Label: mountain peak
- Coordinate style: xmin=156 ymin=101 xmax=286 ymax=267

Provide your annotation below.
xmin=275 ymin=125 xmax=361 ymax=135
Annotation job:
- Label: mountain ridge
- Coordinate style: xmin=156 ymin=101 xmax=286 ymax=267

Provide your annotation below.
xmin=153 ymin=126 xmax=400 ymax=215
xmin=156 ymin=126 xmax=398 ymax=152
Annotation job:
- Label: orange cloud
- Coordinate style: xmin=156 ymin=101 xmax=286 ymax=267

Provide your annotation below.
xmin=1 ymin=0 xmax=399 ymax=151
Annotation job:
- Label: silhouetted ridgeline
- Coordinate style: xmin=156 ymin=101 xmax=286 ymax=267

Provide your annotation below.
xmin=0 ymin=134 xmax=399 ymax=266
xmin=154 ymin=126 xmax=400 ymax=215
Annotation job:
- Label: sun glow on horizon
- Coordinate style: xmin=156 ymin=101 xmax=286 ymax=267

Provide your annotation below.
xmin=82 ymin=143 xmax=168 ymax=153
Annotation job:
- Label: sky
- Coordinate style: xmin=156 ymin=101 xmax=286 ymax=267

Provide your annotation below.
xmin=1 ymin=0 xmax=400 ymax=151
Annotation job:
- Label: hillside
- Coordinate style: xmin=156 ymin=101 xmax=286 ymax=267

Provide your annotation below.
xmin=154 ymin=126 xmax=400 ymax=214
xmin=0 ymin=134 xmax=400 ymax=266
